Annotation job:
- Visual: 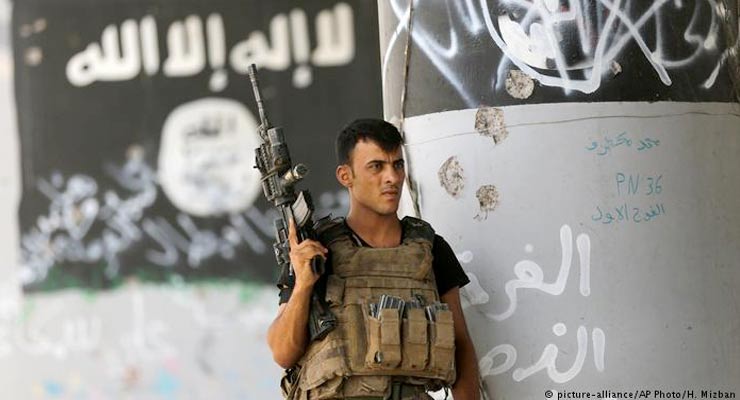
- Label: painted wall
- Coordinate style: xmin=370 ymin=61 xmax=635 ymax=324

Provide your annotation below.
xmin=0 ymin=1 xmax=285 ymax=398
xmin=379 ymin=1 xmax=740 ymax=399
xmin=13 ymin=0 xmax=376 ymax=291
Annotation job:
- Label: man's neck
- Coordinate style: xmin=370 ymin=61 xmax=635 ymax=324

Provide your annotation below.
xmin=345 ymin=208 xmax=402 ymax=248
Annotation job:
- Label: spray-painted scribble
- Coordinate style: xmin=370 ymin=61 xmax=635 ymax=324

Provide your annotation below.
xmin=461 ymin=271 xmax=490 ymax=309
xmin=0 ymin=281 xmax=282 ymax=398
xmin=19 ymin=151 xmax=348 ymax=288
xmin=22 ymin=154 xmax=158 ymax=282
xmin=383 ymin=0 xmax=731 ymax=104
xmin=10 ymin=314 xmax=101 ymax=359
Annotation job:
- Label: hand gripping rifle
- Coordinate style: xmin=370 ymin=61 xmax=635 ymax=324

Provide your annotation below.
xmin=247 ymin=64 xmax=337 ymax=342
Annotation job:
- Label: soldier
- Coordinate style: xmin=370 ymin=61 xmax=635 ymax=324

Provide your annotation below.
xmin=267 ymin=119 xmax=481 ymax=400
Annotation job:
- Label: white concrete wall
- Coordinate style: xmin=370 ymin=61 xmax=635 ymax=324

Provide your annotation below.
xmin=399 ymin=102 xmax=740 ymax=399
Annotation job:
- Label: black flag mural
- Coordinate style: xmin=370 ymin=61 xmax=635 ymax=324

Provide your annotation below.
xmin=13 ymin=0 xmax=382 ymax=291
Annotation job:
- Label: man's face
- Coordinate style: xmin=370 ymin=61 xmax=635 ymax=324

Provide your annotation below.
xmin=341 ymin=139 xmax=405 ymax=216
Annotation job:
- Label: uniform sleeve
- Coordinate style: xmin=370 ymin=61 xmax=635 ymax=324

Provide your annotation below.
xmin=432 ymin=234 xmax=471 ymax=296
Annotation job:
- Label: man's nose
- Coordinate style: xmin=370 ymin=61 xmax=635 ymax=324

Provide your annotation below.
xmin=383 ymin=165 xmax=403 ymax=184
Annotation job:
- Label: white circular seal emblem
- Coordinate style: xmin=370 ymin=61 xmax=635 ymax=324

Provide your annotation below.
xmin=158 ymin=98 xmax=262 ymax=217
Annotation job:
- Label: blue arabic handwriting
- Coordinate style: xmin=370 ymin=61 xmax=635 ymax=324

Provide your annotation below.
xmin=586 ymin=132 xmax=660 ymax=156
xmin=591 ymin=203 xmax=666 ymax=225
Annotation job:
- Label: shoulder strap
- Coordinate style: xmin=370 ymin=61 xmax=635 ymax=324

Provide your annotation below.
xmin=316 ymin=216 xmax=435 ymax=246
xmin=401 ymin=216 xmax=435 ymax=243
xmin=315 ymin=216 xmax=352 ymax=246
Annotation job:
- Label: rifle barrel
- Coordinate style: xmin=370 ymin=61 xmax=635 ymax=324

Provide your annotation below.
xmin=247 ymin=64 xmax=270 ymax=133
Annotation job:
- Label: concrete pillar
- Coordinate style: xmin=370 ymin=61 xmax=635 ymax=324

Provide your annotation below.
xmin=379 ymin=1 xmax=740 ymax=398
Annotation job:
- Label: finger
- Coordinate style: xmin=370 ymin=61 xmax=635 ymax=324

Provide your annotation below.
xmin=288 ymin=217 xmax=298 ymax=247
xmin=297 ymin=242 xmax=329 ymax=257
xmin=295 ymin=249 xmax=325 ymax=264
xmin=295 ymin=240 xmax=328 ymax=254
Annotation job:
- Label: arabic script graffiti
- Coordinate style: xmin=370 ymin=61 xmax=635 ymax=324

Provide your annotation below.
xmin=66 ymin=3 xmax=355 ymax=91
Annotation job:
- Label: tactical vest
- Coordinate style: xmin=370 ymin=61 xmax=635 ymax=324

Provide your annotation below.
xmin=291 ymin=216 xmax=456 ymax=400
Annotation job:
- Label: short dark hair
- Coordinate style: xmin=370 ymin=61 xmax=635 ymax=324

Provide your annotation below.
xmin=335 ymin=118 xmax=403 ymax=165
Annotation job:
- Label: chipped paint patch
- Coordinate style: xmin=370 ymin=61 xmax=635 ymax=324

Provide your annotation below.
xmin=438 ymin=156 xmax=465 ymax=198
xmin=505 ymin=69 xmax=535 ymax=99
xmin=474 ymin=185 xmax=499 ymax=221
xmin=474 ymin=107 xmax=508 ymax=144
xmin=611 ymin=61 xmax=622 ymax=76
xmin=19 ymin=18 xmax=48 ymax=38
xmin=24 ymin=47 xmax=43 ymax=66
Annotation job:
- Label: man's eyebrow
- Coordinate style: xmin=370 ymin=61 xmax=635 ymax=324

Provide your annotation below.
xmin=365 ymin=158 xmax=405 ymax=165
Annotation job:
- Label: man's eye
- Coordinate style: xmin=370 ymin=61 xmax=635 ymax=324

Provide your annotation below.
xmin=394 ymin=162 xmax=405 ymax=170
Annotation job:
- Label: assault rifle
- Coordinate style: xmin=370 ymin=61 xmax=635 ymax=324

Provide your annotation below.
xmin=247 ymin=64 xmax=337 ymax=342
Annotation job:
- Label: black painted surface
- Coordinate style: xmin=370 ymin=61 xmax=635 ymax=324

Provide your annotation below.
xmin=379 ymin=0 xmax=737 ymax=118
xmin=13 ymin=0 xmax=382 ymax=291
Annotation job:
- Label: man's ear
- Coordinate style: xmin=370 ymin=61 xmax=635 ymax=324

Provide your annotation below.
xmin=336 ymin=164 xmax=353 ymax=188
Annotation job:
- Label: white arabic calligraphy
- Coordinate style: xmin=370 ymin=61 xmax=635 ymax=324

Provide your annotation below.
xmin=66 ymin=4 xmax=356 ymax=90
xmin=479 ymin=323 xmax=606 ymax=383
xmin=20 ymin=152 xmax=349 ymax=286
xmin=486 ymin=225 xmax=591 ymax=321
xmin=66 ymin=19 xmax=141 ymax=86
xmin=163 ymin=15 xmax=206 ymax=78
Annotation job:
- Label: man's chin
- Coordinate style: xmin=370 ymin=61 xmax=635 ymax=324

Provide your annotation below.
xmin=377 ymin=204 xmax=400 ymax=216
